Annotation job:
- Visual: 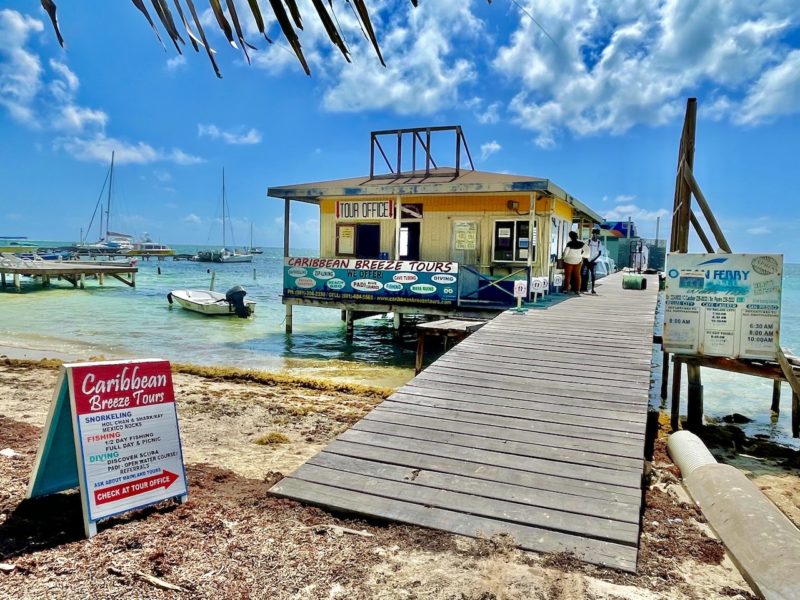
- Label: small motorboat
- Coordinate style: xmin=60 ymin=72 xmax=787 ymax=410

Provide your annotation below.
xmin=167 ymin=286 xmax=255 ymax=318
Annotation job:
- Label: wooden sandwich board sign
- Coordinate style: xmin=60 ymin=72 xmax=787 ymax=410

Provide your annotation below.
xmin=26 ymin=359 xmax=188 ymax=538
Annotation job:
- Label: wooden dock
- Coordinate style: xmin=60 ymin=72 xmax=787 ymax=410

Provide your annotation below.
xmin=0 ymin=255 xmax=137 ymax=291
xmin=270 ymin=271 xmax=659 ymax=571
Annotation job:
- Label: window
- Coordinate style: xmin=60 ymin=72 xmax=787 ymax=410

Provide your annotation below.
xmin=492 ymin=220 xmax=536 ymax=263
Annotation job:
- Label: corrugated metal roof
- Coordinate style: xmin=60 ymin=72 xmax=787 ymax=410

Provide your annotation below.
xmin=267 ymin=167 xmax=603 ymax=223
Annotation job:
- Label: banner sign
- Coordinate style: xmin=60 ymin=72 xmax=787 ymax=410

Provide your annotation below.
xmin=664 ymin=254 xmax=783 ymax=359
xmin=26 ymin=360 xmax=188 ymax=538
xmin=283 ymin=257 xmax=459 ymax=306
xmin=336 ymin=199 xmax=394 ymax=220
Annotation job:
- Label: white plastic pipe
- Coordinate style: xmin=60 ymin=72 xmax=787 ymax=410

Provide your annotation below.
xmin=666 ymin=430 xmax=716 ymax=476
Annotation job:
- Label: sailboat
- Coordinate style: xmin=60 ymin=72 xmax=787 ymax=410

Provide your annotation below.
xmin=76 ymin=151 xmax=134 ymax=253
xmin=196 ymin=169 xmax=252 ymax=263
xmin=249 ymin=222 xmax=263 ymax=254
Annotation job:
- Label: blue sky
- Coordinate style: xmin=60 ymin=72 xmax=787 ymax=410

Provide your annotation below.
xmin=1 ymin=1 xmax=799 ymax=259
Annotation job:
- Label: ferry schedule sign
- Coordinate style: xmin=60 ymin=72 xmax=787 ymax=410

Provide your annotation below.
xmin=664 ymin=254 xmax=783 ymax=359
xmin=283 ymin=257 xmax=459 ymax=306
xmin=26 ymin=359 xmax=188 ymax=537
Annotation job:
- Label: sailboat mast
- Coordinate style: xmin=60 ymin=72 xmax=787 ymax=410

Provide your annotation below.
xmin=106 ymin=150 xmax=115 ymax=238
xmin=222 ymin=168 xmax=226 ymax=249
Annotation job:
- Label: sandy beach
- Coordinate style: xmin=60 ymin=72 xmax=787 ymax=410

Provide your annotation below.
xmin=1 ymin=358 xmax=798 ymax=599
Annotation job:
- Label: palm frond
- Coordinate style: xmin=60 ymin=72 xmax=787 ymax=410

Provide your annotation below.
xmin=40 ymin=0 xmax=436 ymax=76
xmin=150 ymin=0 xmax=186 ymax=53
xmin=131 ymin=0 xmax=166 ymax=49
xmin=267 ymin=0 xmax=311 ymax=75
xmin=312 ymin=0 xmax=350 ymax=63
xmin=185 ymin=0 xmax=222 ymax=78
xmin=171 ymin=0 xmax=201 ymax=52
xmin=209 ymin=0 xmax=238 ymax=49
xmin=246 ymin=0 xmax=272 ymax=43
xmin=40 ymin=0 xmax=64 ymax=47
xmin=224 ymin=0 xmax=251 ymax=64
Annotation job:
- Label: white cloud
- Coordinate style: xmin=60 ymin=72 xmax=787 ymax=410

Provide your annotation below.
xmin=166 ymin=55 xmax=187 ymax=71
xmin=0 ymin=9 xmax=202 ymax=166
xmin=480 ymin=140 xmax=501 ymax=159
xmin=197 ymin=123 xmax=262 ymax=145
xmin=248 ymin=0 xmax=482 ymax=115
xmin=494 ymin=0 xmax=800 ymax=145
xmin=477 ymin=101 xmax=501 ymax=124
xmin=746 ymin=225 xmax=771 ymax=235
xmin=184 ymin=213 xmax=202 ymax=225
xmin=738 ymin=50 xmax=800 ymax=124
xmin=154 ymin=170 xmax=172 ymax=183
xmin=604 ymin=203 xmax=669 ymax=222
xmin=55 ymin=134 xmax=204 ymax=165
xmin=0 ymin=10 xmax=44 ymax=124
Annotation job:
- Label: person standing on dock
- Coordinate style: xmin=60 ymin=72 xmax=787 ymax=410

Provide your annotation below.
xmin=562 ymin=231 xmax=586 ymax=295
xmin=583 ymin=227 xmax=602 ymax=294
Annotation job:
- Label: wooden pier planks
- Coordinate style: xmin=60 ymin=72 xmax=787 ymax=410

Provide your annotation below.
xmin=270 ymin=272 xmax=660 ymax=572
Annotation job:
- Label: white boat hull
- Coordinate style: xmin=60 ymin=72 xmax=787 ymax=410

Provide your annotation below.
xmin=169 ymin=290 xmax=255 ymax=316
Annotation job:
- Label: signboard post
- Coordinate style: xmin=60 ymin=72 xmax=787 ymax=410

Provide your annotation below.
xmin=664 ymin=254 xmax=783 ymax=359
xmin=26 ymin=359 xmax=188 ymax=538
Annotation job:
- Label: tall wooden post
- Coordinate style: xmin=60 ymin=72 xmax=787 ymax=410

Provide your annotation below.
xmin=285 ymin=304 xmax=293 ymax=334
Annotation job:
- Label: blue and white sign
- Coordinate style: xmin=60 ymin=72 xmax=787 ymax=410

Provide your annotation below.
xmin=283 ymin=258 xmax=459 ymax=306
xmin=664 ymin=253 xmax=783 ymax=359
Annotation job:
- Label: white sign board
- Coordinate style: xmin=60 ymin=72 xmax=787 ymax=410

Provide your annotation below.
xmin=664 ymin=254 xmax=782 ymax=359
xmin=27 ymin=359 xmax=188 ymax=537
xmin=513 ymin=279 xmax=528 ymax=298
xmin=336 ymin=200 xmax=395 ymax=220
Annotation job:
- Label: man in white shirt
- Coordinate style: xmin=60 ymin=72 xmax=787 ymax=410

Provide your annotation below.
xmin=584 ymin=227 xmax=602 ymax=294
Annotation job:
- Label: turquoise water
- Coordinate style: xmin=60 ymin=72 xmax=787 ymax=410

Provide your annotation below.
xmin=0 ymin=246 xmax=417 ymax=388
xmin=1 ymin=247 xmax=798 ymax=447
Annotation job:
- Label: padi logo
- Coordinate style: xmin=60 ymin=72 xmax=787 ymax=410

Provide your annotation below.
xmin=668 ymin=269 xmax=679 ymax=278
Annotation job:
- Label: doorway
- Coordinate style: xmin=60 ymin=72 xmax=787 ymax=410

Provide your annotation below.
xmin=355 ymin=223 xmax=381 ymax=258
xmin=400 ymin=222 xmax=421 ymax=261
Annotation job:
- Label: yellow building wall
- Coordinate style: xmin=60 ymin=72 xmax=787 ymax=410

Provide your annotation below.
xmin=318 ymin=194 xmax=576 ymax=276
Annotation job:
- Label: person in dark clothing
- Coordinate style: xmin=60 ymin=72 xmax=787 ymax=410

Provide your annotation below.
xmin=583 ymin=227 xmax=602 ymax=294
xmin=562 ymin=231 xmax=586 ymax=294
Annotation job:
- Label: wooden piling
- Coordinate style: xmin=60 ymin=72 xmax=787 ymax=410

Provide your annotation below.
xmin=771 ymin=380 xmax=781 ymax=414
xmin=1 ymin=272 xmax=5 ymax=288
xmin=13 ymin=273 xmax=20 ymax=292
xmin=686 ymin=363 xmax=704 ymax=432
xmin=793 ymin=392 xmax=799 ymax=438
xmin=79 ymin=273 xmax=86 ymax=289
xmin=671 ymin=358 xmax=682 ymax=432
xmin=661 ymin=351 xmax=669 ymax=400
xmin=285 ymin=304 xmax=293 ymax=334
xmin=345 ymin=310 xmax=354 ymax=339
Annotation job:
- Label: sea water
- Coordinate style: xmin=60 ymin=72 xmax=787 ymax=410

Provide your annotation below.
xmin=1 ymin=247 xmax=798 ymax=447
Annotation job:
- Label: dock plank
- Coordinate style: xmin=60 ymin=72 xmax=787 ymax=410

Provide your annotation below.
xmin=270 ymin=272 xmax=659 ymax=572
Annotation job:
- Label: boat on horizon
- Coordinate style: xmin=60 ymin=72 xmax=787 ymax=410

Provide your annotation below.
xmin=76 ymin=151 xmax=134 ymax=254
xmin=124 ymin=233 xmax=176 ymax=257
xmin=195 ymin=169 xmax=253 ymax=263
xmin=0 ymin=236 xmax=38 ymax=254
xmin=167 ymin=286 xmax=255 ymax=318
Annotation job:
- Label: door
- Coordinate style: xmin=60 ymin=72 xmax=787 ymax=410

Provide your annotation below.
xmin=400 ymin=222 xmax=421 ymax=261
xmin=355 ymin=223 xmax=381 ymax=258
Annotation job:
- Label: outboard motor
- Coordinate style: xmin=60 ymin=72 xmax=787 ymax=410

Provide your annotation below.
xmin=225 ymin=285 xmax=251 ymax=318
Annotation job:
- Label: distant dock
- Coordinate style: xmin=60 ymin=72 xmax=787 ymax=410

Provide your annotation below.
xmin=0 ymin=255 xmax=137 ymax=292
